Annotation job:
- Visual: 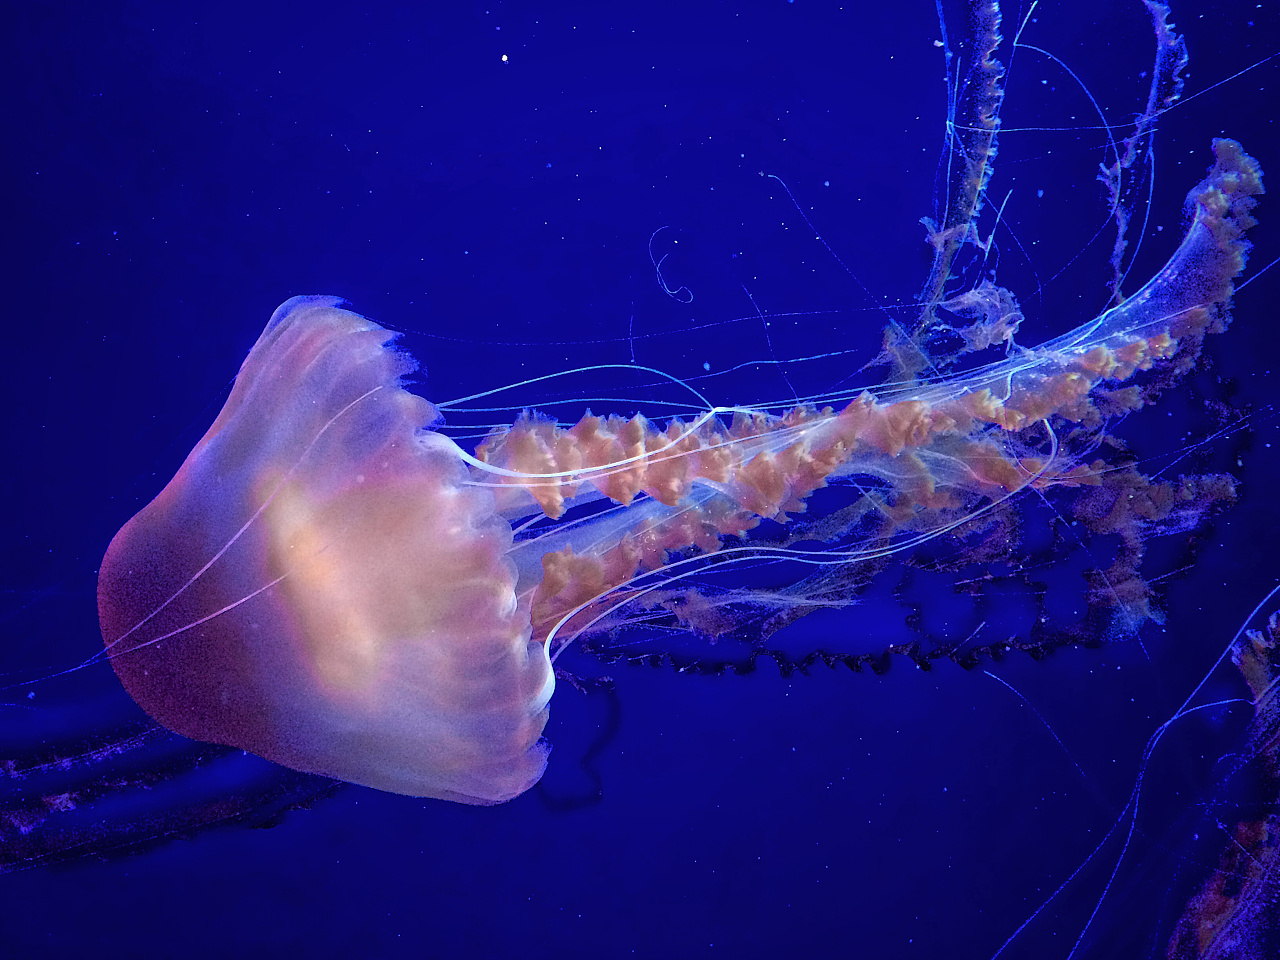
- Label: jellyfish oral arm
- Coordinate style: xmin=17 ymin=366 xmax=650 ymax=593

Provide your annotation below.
xmin=471 ymin=140 xmax=1262 ymax=648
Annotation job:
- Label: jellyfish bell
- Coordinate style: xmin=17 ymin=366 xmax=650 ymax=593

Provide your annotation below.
xmin=97 ymin=140 xmax=1262 ymax=806
xmin=97 ymin=296 xmax=555 ymax=805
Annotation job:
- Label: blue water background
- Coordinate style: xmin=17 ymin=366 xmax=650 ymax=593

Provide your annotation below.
xmin=4 ymin=1 xmax=1279 ymax=957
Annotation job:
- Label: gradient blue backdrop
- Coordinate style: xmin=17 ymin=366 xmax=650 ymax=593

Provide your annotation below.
xmin=4 ymin=2 xmax=1279 ymax=957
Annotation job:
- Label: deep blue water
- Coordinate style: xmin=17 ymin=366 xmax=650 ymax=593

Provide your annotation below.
xmin=4 ymin=1 xmax=1279 ymax=957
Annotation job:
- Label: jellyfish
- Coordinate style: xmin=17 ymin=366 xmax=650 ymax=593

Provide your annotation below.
xmin=1166 ymin=608 xmax=1280 ymax=958
xmin=95 ymin=132 xmax=1262 ymax=806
